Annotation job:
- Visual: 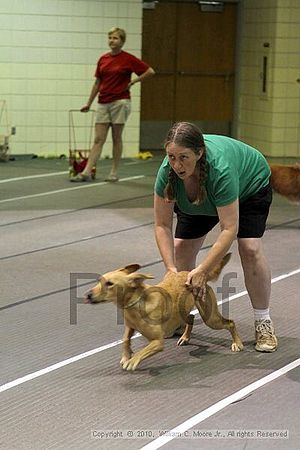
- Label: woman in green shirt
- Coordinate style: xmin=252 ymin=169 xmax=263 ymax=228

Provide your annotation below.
xmin=154 ymin=121 xmax=277 ymax=352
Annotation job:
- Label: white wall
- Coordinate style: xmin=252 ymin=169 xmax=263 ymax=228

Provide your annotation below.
xmin=237 ymin=0 xmax=300 ymax=158
xmin=0 ymin=0 xmax=144 ymax=157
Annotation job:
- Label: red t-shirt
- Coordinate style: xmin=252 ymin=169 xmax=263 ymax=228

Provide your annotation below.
xmin=94 ymin=50 xmax=150 ymax=104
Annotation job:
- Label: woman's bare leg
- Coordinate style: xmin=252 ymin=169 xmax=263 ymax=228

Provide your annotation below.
xmin=238 ymin=238 xmax=271 ymax=309
xmin=82 ymin=123 xmax=110 ymax=176
xmin=174 ymin=236 xmax=206 ymax=271
xmin=109 ymin=123 xmax=125 ymax=178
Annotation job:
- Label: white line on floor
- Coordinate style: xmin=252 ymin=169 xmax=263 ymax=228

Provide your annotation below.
xmin=0 ymin=158 xmax=151 ymax=183
xmin=0 ymin=175 xmax=145 ymax=204
xmin=139 ymin=358 xmax=300 ymax=450
xmin=0 ymin=335 xmax=142 ymax=393
xmin=0 ymin=267 xmax=299 ymax=394
xmin=0 ymin=171 xmax=69 ymax=183
xmin=0 ymin=340 xmax=120 ymax=393
xmin=124 ymin=160 xmax=152 ymax=166
xmin=188 ymin=267 xmax=300 ymax=316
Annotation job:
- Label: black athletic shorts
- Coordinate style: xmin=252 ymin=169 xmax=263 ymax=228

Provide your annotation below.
xmin=174 ymin=182 xmax=272 ymax=239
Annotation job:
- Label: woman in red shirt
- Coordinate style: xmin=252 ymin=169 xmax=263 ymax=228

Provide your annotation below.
xmin=71 ymin=27 xmax=155 ymax=182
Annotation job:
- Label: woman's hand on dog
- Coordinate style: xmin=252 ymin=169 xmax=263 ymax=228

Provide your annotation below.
xmin=186 ymin=267 xmax=207 ymax=301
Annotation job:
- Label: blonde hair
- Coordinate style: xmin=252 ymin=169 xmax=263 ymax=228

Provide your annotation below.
xmin=164 ymin=122 xmax=207 ymax=205
xmin=108 ymin=27 xmax=126 ymax=44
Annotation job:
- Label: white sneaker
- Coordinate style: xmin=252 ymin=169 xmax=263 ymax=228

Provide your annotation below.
xmin=255 ymin=319 xmax=278 ymax=352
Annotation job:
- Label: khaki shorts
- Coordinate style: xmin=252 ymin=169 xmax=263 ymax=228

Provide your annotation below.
xmin=95 ymin=99 xmax=131 ymax=124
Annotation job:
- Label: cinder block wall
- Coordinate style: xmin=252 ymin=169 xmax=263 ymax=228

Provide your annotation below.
xmin=237 ymin=0 xmax=300 ymax=158
xmin=0 ymin=0 xmax=144 ymax=157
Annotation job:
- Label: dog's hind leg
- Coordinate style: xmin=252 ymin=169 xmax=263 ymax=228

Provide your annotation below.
xmin=122 ymin=338 xmax=164 ymax=371
xmin=195 ymin=292 xmax=243 ymax=352
xmin=177 ymin=314 xmax=194 ymax=346
xmin=120 ymin=326 xmax=135 ymax=366
xmin=216 ymin=318 xmax=244 ymax=352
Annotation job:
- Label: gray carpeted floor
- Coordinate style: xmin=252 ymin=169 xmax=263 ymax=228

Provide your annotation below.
xmin=1 ymin=156 xmax=299 ymax=450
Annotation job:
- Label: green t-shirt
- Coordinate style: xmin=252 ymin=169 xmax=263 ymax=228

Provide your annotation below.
xmin=154 ymin=134 xmax=271 ymax=216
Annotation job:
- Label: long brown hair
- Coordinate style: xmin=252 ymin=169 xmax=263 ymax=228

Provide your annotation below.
xmin=164 ymin=122 xmax=207 ymax=205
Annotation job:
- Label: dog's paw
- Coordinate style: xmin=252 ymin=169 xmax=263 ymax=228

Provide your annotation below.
xmin=120 ymin=355 xmax=131 ymax=365
xmin=177 ymin=335 xmax=190 ymax=346
xmin=231 ymin=341 xmax=244 ymax=352
xmin=122 ymin=356 xmax=140 ymax=371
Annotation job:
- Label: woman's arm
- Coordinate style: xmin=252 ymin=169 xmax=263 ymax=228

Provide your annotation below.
xmin=81 ymin=78 xmax=101 ymax=111
xmin=128 ymin=67 xmax=155 ymax=88
xmin=154 ymin=193 xmax=177 ymax=273
xmin=187 ymin=199 xmax=239 ymax=291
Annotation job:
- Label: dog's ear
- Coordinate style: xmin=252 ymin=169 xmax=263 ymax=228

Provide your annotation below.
xmin=120 ymin=264 xmax=141 ymax=274
xmin=127 ymin=272 xmax=155 ymax=287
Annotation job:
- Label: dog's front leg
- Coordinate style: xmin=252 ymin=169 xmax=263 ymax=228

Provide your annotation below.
xmin=122 ymin=339 xmax=164 ymax=371
xmin=120 ymin=326 xmax=135 ymax=366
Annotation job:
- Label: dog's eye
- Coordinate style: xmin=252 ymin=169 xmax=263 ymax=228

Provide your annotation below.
xmin=106 ymin=281 xmax=114 ymax=287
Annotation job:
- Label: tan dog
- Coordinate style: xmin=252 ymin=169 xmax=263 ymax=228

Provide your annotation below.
xmin=85 ymin=253 xmax=243 ymax=371
xmin=270 ymin=163 xmax=300 ymax=203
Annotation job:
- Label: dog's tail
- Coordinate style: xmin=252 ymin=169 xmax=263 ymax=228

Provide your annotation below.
xmin=207 ymin=253 xmax=231 ymax=282
xmin=270 ymin=163 xmax=300 ymax=203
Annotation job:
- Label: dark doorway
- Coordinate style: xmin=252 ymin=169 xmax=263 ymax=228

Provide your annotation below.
xmin=140 ymin=1 xmax=237 ymax=150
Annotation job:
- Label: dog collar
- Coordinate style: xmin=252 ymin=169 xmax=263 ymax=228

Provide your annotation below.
xmin=123 ymin=294 xmax=143 ymax=309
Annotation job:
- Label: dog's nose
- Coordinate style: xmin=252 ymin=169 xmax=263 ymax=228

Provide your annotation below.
xmin=84 ymin=292 xmax=93 ymax=304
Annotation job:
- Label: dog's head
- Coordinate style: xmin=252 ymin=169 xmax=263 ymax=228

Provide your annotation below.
xmin=84 ymin=263 xmax=155 ymax=305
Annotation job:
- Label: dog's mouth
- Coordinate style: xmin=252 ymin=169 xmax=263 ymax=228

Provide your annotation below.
xmin=84 ymin=292 xmax=100 ymax=304
xmin=84 ymin=293 xmax=110 ymax=304
xmin=83 ymin=293 xmax=92 ymax=304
